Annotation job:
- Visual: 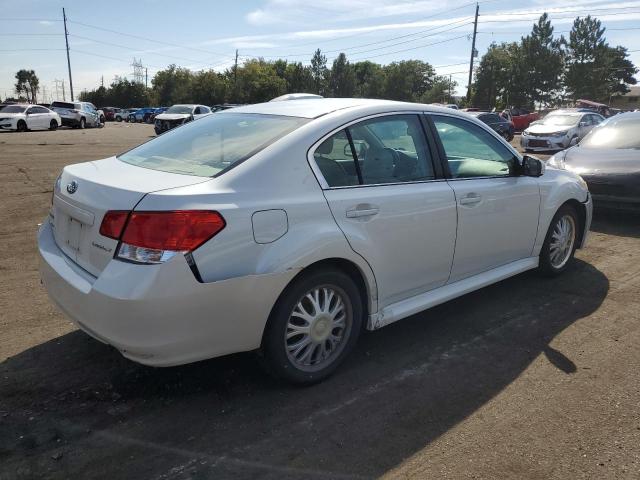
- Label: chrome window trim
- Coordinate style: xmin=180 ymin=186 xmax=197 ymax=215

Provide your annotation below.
xmin=307 ymin=110 xmax=439 ymax=190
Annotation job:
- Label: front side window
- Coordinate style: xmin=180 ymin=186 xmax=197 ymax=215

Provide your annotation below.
xmin=314 ymin=114 xmax=435 ymax=187
xmin=432 ymin=115 xmax=517 ymax=179
xmin=119 ymin=113 xmax=308 ymax=177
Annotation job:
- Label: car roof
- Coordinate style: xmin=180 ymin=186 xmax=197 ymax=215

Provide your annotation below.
xmin=221 ymin=98 xmax=466 ymax=119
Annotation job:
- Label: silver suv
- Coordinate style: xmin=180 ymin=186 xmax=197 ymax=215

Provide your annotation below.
xmin=50 ymin=101 xmax=103 ymax=129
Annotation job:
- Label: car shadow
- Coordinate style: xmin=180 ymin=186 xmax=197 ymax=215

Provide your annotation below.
xmin=590 ymin=208 xmax=640 ymax=239
xmin=0 ymin=259 xmax=608 ymax=479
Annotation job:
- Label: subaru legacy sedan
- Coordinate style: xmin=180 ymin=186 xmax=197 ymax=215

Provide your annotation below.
xmin=39 ymin=99 xmax=592 ymax=384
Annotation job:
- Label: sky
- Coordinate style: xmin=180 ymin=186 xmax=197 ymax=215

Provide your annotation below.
xmin=1 ymin=0 xmax=639 ymax=101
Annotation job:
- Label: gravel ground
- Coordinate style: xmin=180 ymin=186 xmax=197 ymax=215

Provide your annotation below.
xmin=0 ymin=123 xmax=639 ymax=480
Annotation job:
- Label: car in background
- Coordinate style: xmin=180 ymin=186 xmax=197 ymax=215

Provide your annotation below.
xmin=521 ymin=109 xmax=605 ymax=152
xmin=211 ymin=104 xmax=243 ymax=112
xmin=101 ymin=107 xmax=121 ymax=122
xmin=466 ymin=111 xmax=514 ymax=141
xmin=150 ymin=107 xmax=168 ymax=122
xmin=39 ymin=98 xmax=591 ymax=384
xmin=154 ymin=104 xmax=211 ymax=134
xmin=129 ymin=107 xmax=157 ymax=123
xmin=501 ymin=107 xmax=539 ymax=131
xmin=115 ymin=108 xmax=136 ymax=122
xmin=0 ymin=104 xmax=61 ymax=132
xmin=547 ymin=112 xmax=640 ymax=211
xmin=50 ymin=101 xmax=102 ymax=129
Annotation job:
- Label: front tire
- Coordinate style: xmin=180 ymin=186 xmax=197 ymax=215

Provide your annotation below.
xmin=539 ymin=204 xmax=579 ymax=277
xmin=79 ymin=117 xmax=86 ymax=129
xmin=49 ymin=119 xmax=58 ymax=131
xmin=16 ymin=120 xmax=27 ymax=132
xmin=261 ymin=268 xmax=363 ymax=385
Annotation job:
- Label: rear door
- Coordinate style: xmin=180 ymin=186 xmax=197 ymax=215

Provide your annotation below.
xmin=313 ymin=113 xmax=457 ymax=308
xmin=429 ymin=114 xmax=540 ymax=283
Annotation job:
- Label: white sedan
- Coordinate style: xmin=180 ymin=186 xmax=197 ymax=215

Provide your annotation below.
xmin=38 ymin=99 xmax=592 ymax=384
xmin=0 ymin=104 xmax=61 ymax=132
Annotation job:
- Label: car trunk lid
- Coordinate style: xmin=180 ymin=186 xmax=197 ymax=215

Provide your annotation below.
xmin=51 ymin=156 xmax=210 ymax=277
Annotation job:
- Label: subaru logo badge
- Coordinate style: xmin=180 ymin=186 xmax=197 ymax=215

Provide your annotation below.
xmin=66 ymin=180 xmax=78 ymax=194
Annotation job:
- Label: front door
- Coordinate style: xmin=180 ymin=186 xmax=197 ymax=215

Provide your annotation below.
xmin=430 ymin=114 xmax=541 ymax=283
xmin=313 ymin=114 xmax=457 ymax=308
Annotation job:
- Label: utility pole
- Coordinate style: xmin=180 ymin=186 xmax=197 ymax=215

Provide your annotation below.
xmin=466 ymin=2 xmax=479 ymax=102
xmin=449 ymin=74 xmax=452 ymax=104
xmin=101 ymin=75 xmax=104 ymax=88
xmin=233 ymin=49 xmax=238 ymax=101
xmin=145 ymin=68 xmax=148 ymax=88
xmin=62 ymin=8 xmax=74 ymax=101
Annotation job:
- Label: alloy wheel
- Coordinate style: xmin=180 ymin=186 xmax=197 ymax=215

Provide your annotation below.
xmin=549 ymin=214 xmax=576 ymax=269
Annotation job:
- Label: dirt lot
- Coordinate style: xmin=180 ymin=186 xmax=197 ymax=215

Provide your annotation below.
xmin=1 ymin=123 xmax=639 ymax=479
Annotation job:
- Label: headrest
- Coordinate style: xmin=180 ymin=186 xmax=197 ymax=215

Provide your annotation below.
xmin=316 ymin=136 xmax=334 ymax=155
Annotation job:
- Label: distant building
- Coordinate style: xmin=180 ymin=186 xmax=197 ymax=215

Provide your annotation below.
xmin=610 ymin=86 xmax=640 ymax=110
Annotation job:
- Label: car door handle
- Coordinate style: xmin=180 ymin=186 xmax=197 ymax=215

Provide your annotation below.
xmin=346 ymin=207 xmax=379 ymax=218
xmin=459 ymin=194 xmax=482 ymax=206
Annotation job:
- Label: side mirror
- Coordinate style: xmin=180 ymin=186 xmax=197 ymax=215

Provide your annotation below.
xmin=522 ymin=155 xmax=544 ymax=177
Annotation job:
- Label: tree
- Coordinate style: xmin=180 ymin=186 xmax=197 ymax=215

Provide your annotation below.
xmin=564 ymin=16 xmax=637 ymax=101
xmin=328 ymin=53 xmax=356 ymax=97
xmin=382 ymin=60 xmax=435 ymax=102
xmin=284 ymin=62 xmax=314 ymax=93
xmin=421 ymin=76 xmax=458 ymax=104
xmin=14 ymin=69 xmax=40 ymax=103
xmin=353 ymin=61 xmax=386 ymax=98
xmin=310 ymin=49 xmax=328 ymax=95
xmin=473 ymin=42 xmax=529 ymax=109
xmin=521 ymin=14 xmax=565 ymax=106
xmin=233 ymin=59 xmax=287 ymax=103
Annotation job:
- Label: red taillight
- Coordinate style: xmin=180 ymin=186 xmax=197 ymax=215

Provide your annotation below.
xmin=99 ymin=211 xmax=129 ymax=239
xmin=121 ymin=211 xmax=225 ymax=251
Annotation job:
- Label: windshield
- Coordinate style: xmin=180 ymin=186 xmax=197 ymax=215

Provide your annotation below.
xmin=118 ymin=113 xmax=308 ymax=177
xmin=539 ymin=114 xmax=580 ymax=127
xmin=580 ymin=116 xmax=640 ymax=149
xmin=166 ymin=105 xmax=195 ymax=114
xmin=1 ymin=105 xmax=27 ymax=113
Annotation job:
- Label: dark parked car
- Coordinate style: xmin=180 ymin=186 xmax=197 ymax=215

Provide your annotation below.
xmin=101 ymin=107 xmax=121 ymax=121
xmin=467 ymin=111 xmax=515 ymax=141
xmin=547 ymin=112 xmax=640 ymax=211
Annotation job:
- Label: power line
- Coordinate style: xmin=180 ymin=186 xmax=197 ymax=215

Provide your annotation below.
xmin=348 ymin=33 xmax=471 ymax=62
xmin=67 ymin=19 xmax=235 ymax=60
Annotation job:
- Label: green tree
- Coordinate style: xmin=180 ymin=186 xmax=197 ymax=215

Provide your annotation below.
xmin=192 ymin=70 xmax=228 ymax=105
xmin=310 ymin=49 xmax=328 ymax=95
xmin=421 ymin=76 xmax=458 ymax=104
xmin=284 ymin=62 xmax=314 ymax=93
xmin=564 ymin=16 xmax=637 ymax=101
xmin=152 ymin=65 xmax=194 ymax=105
xmin=382 ymin=60 xmax=435 ymax=102
xmin=328 ymin=53 xmax=356 ymax=97
xmin=233 ymin=59 xmax=287 ymax=103
xmin=353 ymin=61 xmax=386 ymax=98
xmin=521 ymin=14 xmax=565 ymax=106
xmin=14 ymin=69 xmax=40 ymax=103
xmin=473 ymin=42 xmax=528 ymax=109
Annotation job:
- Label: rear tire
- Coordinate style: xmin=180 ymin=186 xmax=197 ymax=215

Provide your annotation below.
xmin=261 ymin=268 xmax=363 ymax=385
xmin=539 ymin=204 xmax=579 ymax=277
xmin=49 ymin=119 xmax=58 ymax=131
xmin=16 ymin=120 xmax=27 ymax=132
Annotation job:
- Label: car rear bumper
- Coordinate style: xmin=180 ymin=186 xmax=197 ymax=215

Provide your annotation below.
xmin=38 ymin=221 xmax=298 ymax=366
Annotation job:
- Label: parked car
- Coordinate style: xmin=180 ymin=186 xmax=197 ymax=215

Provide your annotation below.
xmin=50 ymin=101 xmax=102 ymax=129
xmin=501 ymin=107 xmax=539 ymax=131
xmin=0 ymin=104 xmax=61 ymax=132
xmin=466 ymin=111 xmax=514 ymax=141
xmin=129 ymin=107 xmax=157 ymax=123
xmin=154 ymin=104 xmax=211 ymax=134
xmin=101 ymin=107 xmax=121 ymax=122
xmin=521 ymin=109 xmax=605 ymax=152
xmin=115 ymin=108 xmax=136 ymax=122
xmin=39 ymin=98 xmax=592 ymax=384
xmin=150 ymin=107 xmax=168 ymax=122
xmin=547 ymin=112 xmax=640 ymax=211
xmin=211 ymin=104 xmax=243 ymax=112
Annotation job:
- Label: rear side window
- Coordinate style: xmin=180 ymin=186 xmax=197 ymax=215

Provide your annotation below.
xmin=51 ymin=101 xmax=74 ymax=109
xmin=119 ymin=113 xmax=308 ymax=177
xmin=314 ymin=114 xmax=435 ymax=187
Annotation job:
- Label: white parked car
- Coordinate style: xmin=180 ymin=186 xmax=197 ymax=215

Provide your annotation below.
xmin=50 ymin=101 xmax=103 ymax=129
xmin=0 ymin=104 xmax=61 ymax=132
xmin=154 ymin=104 xmax=211 ymax=135
xmin=521 ymin=109 xmax=605 ymax=152
xmin=39 ymin=99 xmax=592 ymax=384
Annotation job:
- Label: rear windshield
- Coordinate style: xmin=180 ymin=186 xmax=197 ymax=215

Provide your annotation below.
xmin=580 ymin=116 xmax=640 ymax=149
xmin=51 ymin=101 xmax=74 ymax=109
xmin=166 ymin=105 xmax=194 ymax=114
xmin=118 ymin=113 xmax=308 ymax=177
